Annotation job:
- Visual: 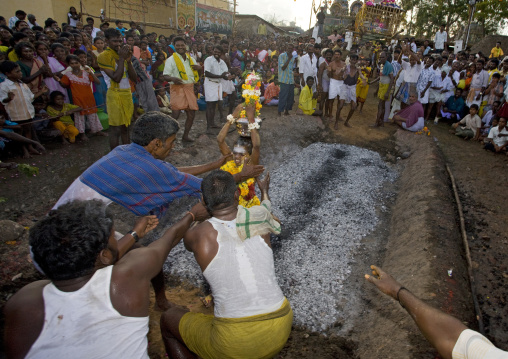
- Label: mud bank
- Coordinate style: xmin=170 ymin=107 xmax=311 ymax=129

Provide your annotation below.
xmin=350 ymin=130 xmax=476 ymax=358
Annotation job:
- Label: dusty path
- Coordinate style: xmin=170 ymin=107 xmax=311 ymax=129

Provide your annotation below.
xmin=0 ymin=88 xmax=507 ymax=358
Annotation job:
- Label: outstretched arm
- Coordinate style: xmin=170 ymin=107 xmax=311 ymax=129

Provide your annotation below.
xmin=249 ymin=128 xmax=260 ymax=166
xmin=177 ymin=155 xmax=231 ymax=176
xmin=365 ymin=265 xmax=467 ymax=359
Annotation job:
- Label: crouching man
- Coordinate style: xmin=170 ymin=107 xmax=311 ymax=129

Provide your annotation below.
xmin=4 ymin=199 xmax=208 ymax=359
xmin=161 ymin=170 xmax=293 ymax=359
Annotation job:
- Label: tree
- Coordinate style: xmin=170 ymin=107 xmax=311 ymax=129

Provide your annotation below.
xmin=399 ymin=0 xmax=507 ymax=38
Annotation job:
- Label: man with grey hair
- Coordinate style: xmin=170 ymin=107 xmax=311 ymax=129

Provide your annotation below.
xmin=53 ymin=112 xmax=264 ymax=309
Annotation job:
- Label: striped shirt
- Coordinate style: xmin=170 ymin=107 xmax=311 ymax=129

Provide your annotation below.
xmin=278 ymin=53 xmax=294 ymax=84
xmin=0 ymin=79 xmax=35 ymax=122
xmin=80 ymin=143 xmax=202 ymax=217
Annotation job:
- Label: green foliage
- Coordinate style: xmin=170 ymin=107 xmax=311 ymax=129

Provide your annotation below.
xmin=399 ymin=0 xmax=507 ymax=38
xmin=17 ymin=164 xmax=39 ymax=177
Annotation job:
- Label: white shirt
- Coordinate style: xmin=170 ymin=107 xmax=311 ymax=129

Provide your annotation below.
xmin=410 ymin=42 xmax=417 ymax=53
xmin=91 ymin=27 xmax=101 ymax=39
xmin=67 ymin=13 xmax=79 ymax=27
xmin=471 ymin=70 xmax=489 ymax=89
xmin=299 ymin=53 xmax=318 ymax=79
xmin=488 ymin=125 xmax=508 ymax=147
xmin=204 ymin=56 xmax=228 ymax=83
xmin=434 ymin=30 xmax=447 ymax=50
xmin=0 ymin=79 xmax=35 ymax=121
xmin=401 ymin=61 xmax=422 ymax=83
xmin=452 ymin=329 xmax=508 ymax=359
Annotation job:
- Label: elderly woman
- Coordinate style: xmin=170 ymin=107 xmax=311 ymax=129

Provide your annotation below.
xmin=16 ymin=42 xmax=50 ymax=94
xmin=392 ymin=91 xmax=425 ymax=132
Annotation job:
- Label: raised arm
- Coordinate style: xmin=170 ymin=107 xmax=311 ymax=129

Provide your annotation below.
xmin=177 ymin=155 xmax=230 ymax=176
xmin=365 ymin=265 xmax=468 ymax=359
xmin=249 ymin=127 xmax=260 ymax=166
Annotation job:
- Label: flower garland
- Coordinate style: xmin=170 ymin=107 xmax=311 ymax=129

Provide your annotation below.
xmin=416 ymin=126 xmax=431 ymax=136
xmin=227 ymin=114 xmax=236 ymax=124
xmin=240 ymin=72 xmax=263 ymax=118
xmin=220 ymin=160 xmax=260 ymax=208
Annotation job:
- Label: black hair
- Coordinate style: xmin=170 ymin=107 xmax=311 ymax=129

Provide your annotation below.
xmin=14 ymin=41 xmax=34 ymax=57
xmin=129 ymin=21 xmax=137 ymax=26
xmin=14 ymin=20 xmax=27 ymax=29
xmin=0 ymin=60 xmax=19 ymax=74
xmin=350 ymin=54 xmax=359 ymax=60
xmin=306 ymin=75 xmax=314 ymax=83
xmin=334 ymin=49 xmax=342 ymax=55
xmin=86 ymin=17 xmax=94 ymax=23
xmin=115 ymin=20 xmax=122 ymax=25
xmin=9 ymin=32 xmax=28 ymax=47
xmin=56 ymin=37 xmax=71 ymax=45
xmin=0 ymin=25 xmax=13 ymax=36
xmin=492 ymin=73 xmax=501 ymax=79
xmin=66 ymin=54 xmax=80 ymax=63
xmin=173 ymin=36 xmax=185 ymax=44
xmin=214 ymin=45 xmax=224 ymax=53
xmin=50 ymin=42 xmax=65 ymax=52
xmin=29 ymin=200 xmax=114 ymax=281
xmin=201 ymin=170 xmax=238 ymax=213
xmin=49 ymin=90 xmax=65 ymax=104
xmin=490 ymin=59 xmax=499 ymax=67
xmin=324 ymin=49 xmax=333 ymax=56
xmin=93 ymin=36 xmax=105 ymax=44
xmin=73 ymin=49 xmax=86 ymax=57
xmin=32 ymin=96 xmax=45 ymax=105
xmin=15 ymin=10 xmax=27 ymax=16
xmin=131 ymin=112 xmax=180 ymax=146
xmin=60 ymin=31 xmax=72 ymax=38
xmin=104 ymin=28 xmax=121 ymax=39
xmin=470 ymin=104 xmax=479 ymax=110
xmin=34 ymin=41 xmax=49 ymax=51
xmin=125 ymin=33 xmax=134 ymax=39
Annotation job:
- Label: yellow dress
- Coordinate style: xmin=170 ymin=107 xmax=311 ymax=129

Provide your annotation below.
xmin=298 ymin=85 xmax=316 ymax=115
xmin=220 ymin=160 xmax=260 ymax=208
xmin=356 ymin=66 xmax=371 ymax=103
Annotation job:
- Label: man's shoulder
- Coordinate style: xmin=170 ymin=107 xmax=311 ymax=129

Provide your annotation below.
xmin=5 ymin=280 xmax=49 ymax=314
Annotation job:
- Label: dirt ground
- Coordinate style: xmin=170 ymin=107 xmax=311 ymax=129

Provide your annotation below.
xmin=0 ymin=87 xmax=507 ymax=358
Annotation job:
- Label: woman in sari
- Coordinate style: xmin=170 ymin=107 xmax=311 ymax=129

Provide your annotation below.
xmin=35 ymin=41 xmax=69 ymax=102
xmin=15 ymin=41 xmax=49 ymax=94
xmin=392 ymin=91 xmax=425 ymax=132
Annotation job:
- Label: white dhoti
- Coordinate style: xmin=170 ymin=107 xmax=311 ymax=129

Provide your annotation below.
xmin=429 ymin=89 xmax=448 ymax=104
xmin=402 ymin=117 xmax=425 ymax=132
xmin=418 ymin=88 xmax=430 ymax=104
xmin=204 ymin=79 xmax=223 ymax=102
xmin=329 ymin=79 xmax=344 ymax=100
xmin=339 ymin=84 xmax=357 ymax=103
xmin=220 ymin=79 xmax=235 ymax=95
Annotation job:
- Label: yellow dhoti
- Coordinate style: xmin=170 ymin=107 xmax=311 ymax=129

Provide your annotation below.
xmin=107 ymin=88 xmax=134 ymax=127
xmin=180 ymin=298 xmax=293 ymax=359
xmin=378 ymin=83 xmax=389 ymax=100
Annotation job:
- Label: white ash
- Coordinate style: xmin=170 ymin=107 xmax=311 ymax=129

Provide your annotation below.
xmin=158 ymin=142 xmax=396 ymax=332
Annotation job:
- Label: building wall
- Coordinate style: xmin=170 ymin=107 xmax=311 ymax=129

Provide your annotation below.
xmin=3 ymin=0 xmax=177 ymax=35
xmin=197 ymin=0 xmax=229 ymax=11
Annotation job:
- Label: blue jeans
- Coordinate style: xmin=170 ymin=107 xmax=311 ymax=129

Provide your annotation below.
xmin=278 ymin=83 xmax=295 ymax=113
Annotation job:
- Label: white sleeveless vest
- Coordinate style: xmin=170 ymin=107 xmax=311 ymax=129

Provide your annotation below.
xmin=26 ymin=265 xmax=149 ymax=359
xmin=204 ymin=217 xmax=285 ymax=318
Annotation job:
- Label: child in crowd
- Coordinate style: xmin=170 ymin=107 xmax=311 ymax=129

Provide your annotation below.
xmin=32 ymin=96 xmax=49 ymax=133
xmin=484 ymin=117 xmax=508 ymax=153
xmin=150 ymin=52 xmax=166 ymax=80
xmin=59 ymin=55 xmax=106 ymax=140
xmin=451 ymin=104 xmax=482 ymax=140
xmin=155 ymin=85 xmax=171 ymax=115
xmin=46 ymin=90 xmax=81 ymax=144
xmin=0 ymin=60 xmax=46 ymax=158
xmin=356 ymin=58 xmax=372 ymax=113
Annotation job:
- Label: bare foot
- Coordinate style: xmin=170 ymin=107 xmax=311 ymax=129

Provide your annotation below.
xmin=284 ymin=111 xmax=290 ymax=116
xmin=80 ymin=133 xmax=89 ymax=141
xmin=359 ymin=110 xmax=363 ymax=114
xmin=182 ymin=136 xmax=195 ymax=142
xmin=344 ymin=122 xmax=352 ymax=128
xmin=94 ymin=131 xmax=108 ymax=137
xmin=28 ymin=146 xmax=42 ymax=155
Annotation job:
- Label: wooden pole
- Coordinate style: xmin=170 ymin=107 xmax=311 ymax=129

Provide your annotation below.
xmin=232 ymin=0 xmax=237 ymax=38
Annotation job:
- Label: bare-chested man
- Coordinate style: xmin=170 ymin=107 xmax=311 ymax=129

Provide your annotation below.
xmin=335 ymin=54 xmax=366 ymax=129
xmin=327 ymin=49 xmax=346 ymax=124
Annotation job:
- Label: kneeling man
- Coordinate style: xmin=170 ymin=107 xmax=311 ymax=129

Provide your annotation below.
xmin=161 ymin=170 xmax=293 ymax=359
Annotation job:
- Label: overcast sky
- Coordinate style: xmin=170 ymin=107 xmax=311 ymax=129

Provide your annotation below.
xmin=236 ymin=0 xmax=315 ymax=30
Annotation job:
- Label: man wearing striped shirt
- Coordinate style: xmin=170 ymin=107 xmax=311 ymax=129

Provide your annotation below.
xmin=53 ymin=112 xmax=264 ymax=309
xmin=277 ymin=43 xmax=295 ymax=116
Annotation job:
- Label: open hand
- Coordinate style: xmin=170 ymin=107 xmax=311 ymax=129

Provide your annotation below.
xmin=239 ymin=159 xmax=265 ymax=181
xmin=255 ymin=172 xmax=270 ymax=195
xmin=365 ymin=265 xmax=403 ymax=300
xmin=133 ymin=215 xmax=159 ymax=238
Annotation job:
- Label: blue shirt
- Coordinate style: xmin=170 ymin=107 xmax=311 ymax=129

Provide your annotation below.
xmin=116 ymin=27 xmax=126 ymax=36
xmin=445 ymin=95 xmax=465 ymax=115
xmin=382 ymin=61 xmax=394 ymax=76
xmin=278 ymin=52 xmax=295 ymax=85
xmin=80 ymin=143 xmax=202 ymax=217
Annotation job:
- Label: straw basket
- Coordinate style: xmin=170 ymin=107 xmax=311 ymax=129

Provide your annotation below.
xmin=355 ymin=4 xmax=405 ymax=39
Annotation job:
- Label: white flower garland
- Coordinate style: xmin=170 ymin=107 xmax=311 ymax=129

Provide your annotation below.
xmin=227 ymin=114 xmax=236 ymax=124
xmin=248 ymin=122 xmax=260 ymax=130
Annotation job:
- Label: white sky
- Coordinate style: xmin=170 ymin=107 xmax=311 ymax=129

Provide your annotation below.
xmin=236 ymin=0 xmax=315 ymax=30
